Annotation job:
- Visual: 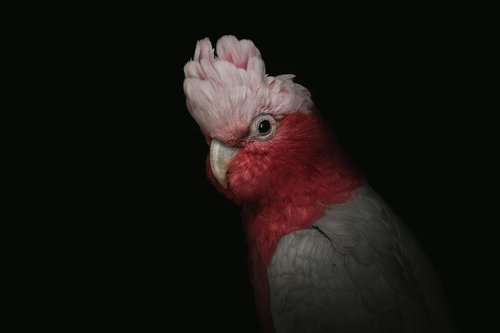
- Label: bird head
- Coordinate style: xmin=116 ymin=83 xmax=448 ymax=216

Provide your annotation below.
xmin=184 ymin=36 xmax=352 ymax=205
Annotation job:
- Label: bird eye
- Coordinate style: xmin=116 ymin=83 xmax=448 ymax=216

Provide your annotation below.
xmin=251 ymin=115 xmax=277 ymax=140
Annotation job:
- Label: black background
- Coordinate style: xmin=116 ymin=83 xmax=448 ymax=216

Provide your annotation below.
xmin=52 ymin=7 xmax=493 ymax=332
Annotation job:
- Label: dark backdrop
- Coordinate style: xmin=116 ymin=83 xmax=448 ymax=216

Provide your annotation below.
xmin=69 ymin=10 xmax=490 ymax=333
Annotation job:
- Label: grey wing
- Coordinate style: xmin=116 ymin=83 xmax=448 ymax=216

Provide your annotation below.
xmin=268 ymin=186 xmax=454 ymax=333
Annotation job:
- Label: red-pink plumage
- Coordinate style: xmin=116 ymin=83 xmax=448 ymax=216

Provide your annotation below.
xmin=207 ymin=110 xmax=362 ymax=332
xmin=186 ymin=36 xmax=454 ymax=333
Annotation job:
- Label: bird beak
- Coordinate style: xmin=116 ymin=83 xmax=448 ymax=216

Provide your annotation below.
xmin=209 ymin=139 xmax=239 ymax=189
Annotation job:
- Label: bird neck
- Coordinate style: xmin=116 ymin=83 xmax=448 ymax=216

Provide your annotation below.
xmin=243 ymin=110 xmax=363 ymax=266
xmin=243 ymin=159 xmax=362 ymax=267
xmin=243 ymin=134 xmax=362 ymax=333
xmin=239 ymin=110 xmax=363 ymax=333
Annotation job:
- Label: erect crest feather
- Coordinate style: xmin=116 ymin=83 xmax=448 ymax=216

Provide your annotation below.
xmin=183 ymin=35 xmax=313 ymax=137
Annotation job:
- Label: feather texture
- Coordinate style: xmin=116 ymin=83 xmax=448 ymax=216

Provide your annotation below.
xmin=268 ymin=186 xmax=454 ymax=333
xmin=183 ymin=36 xmax=454 ymax=333
xmin=183 ymin=36 xmax=312 ymax=137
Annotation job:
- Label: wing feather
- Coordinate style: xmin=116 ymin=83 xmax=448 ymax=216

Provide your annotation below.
xmin=268 ymin=186 xmax=454 ymax=333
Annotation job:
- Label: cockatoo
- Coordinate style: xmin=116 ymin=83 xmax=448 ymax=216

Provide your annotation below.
xmin=183 ymin=35 xmax=454 ymax=333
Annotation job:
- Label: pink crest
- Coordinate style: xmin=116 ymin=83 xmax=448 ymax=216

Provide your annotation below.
xmin=183 ymin=35 xmax=312 ymax=137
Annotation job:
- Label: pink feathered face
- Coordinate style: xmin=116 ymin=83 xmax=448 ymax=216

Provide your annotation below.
xmin=183 ymin=35 xmax=313 ymax=142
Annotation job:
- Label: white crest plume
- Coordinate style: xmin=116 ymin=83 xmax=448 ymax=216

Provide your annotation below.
xmin=183 ymin=35 xmax=313 ymax=136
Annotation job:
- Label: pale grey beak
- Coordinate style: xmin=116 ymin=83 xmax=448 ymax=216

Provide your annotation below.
xmin=209 ymin=139 xmax=239 ymax=189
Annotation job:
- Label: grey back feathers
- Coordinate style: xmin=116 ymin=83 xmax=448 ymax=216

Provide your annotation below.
xmin=268 ymin=186 xmax=454 ymax=333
